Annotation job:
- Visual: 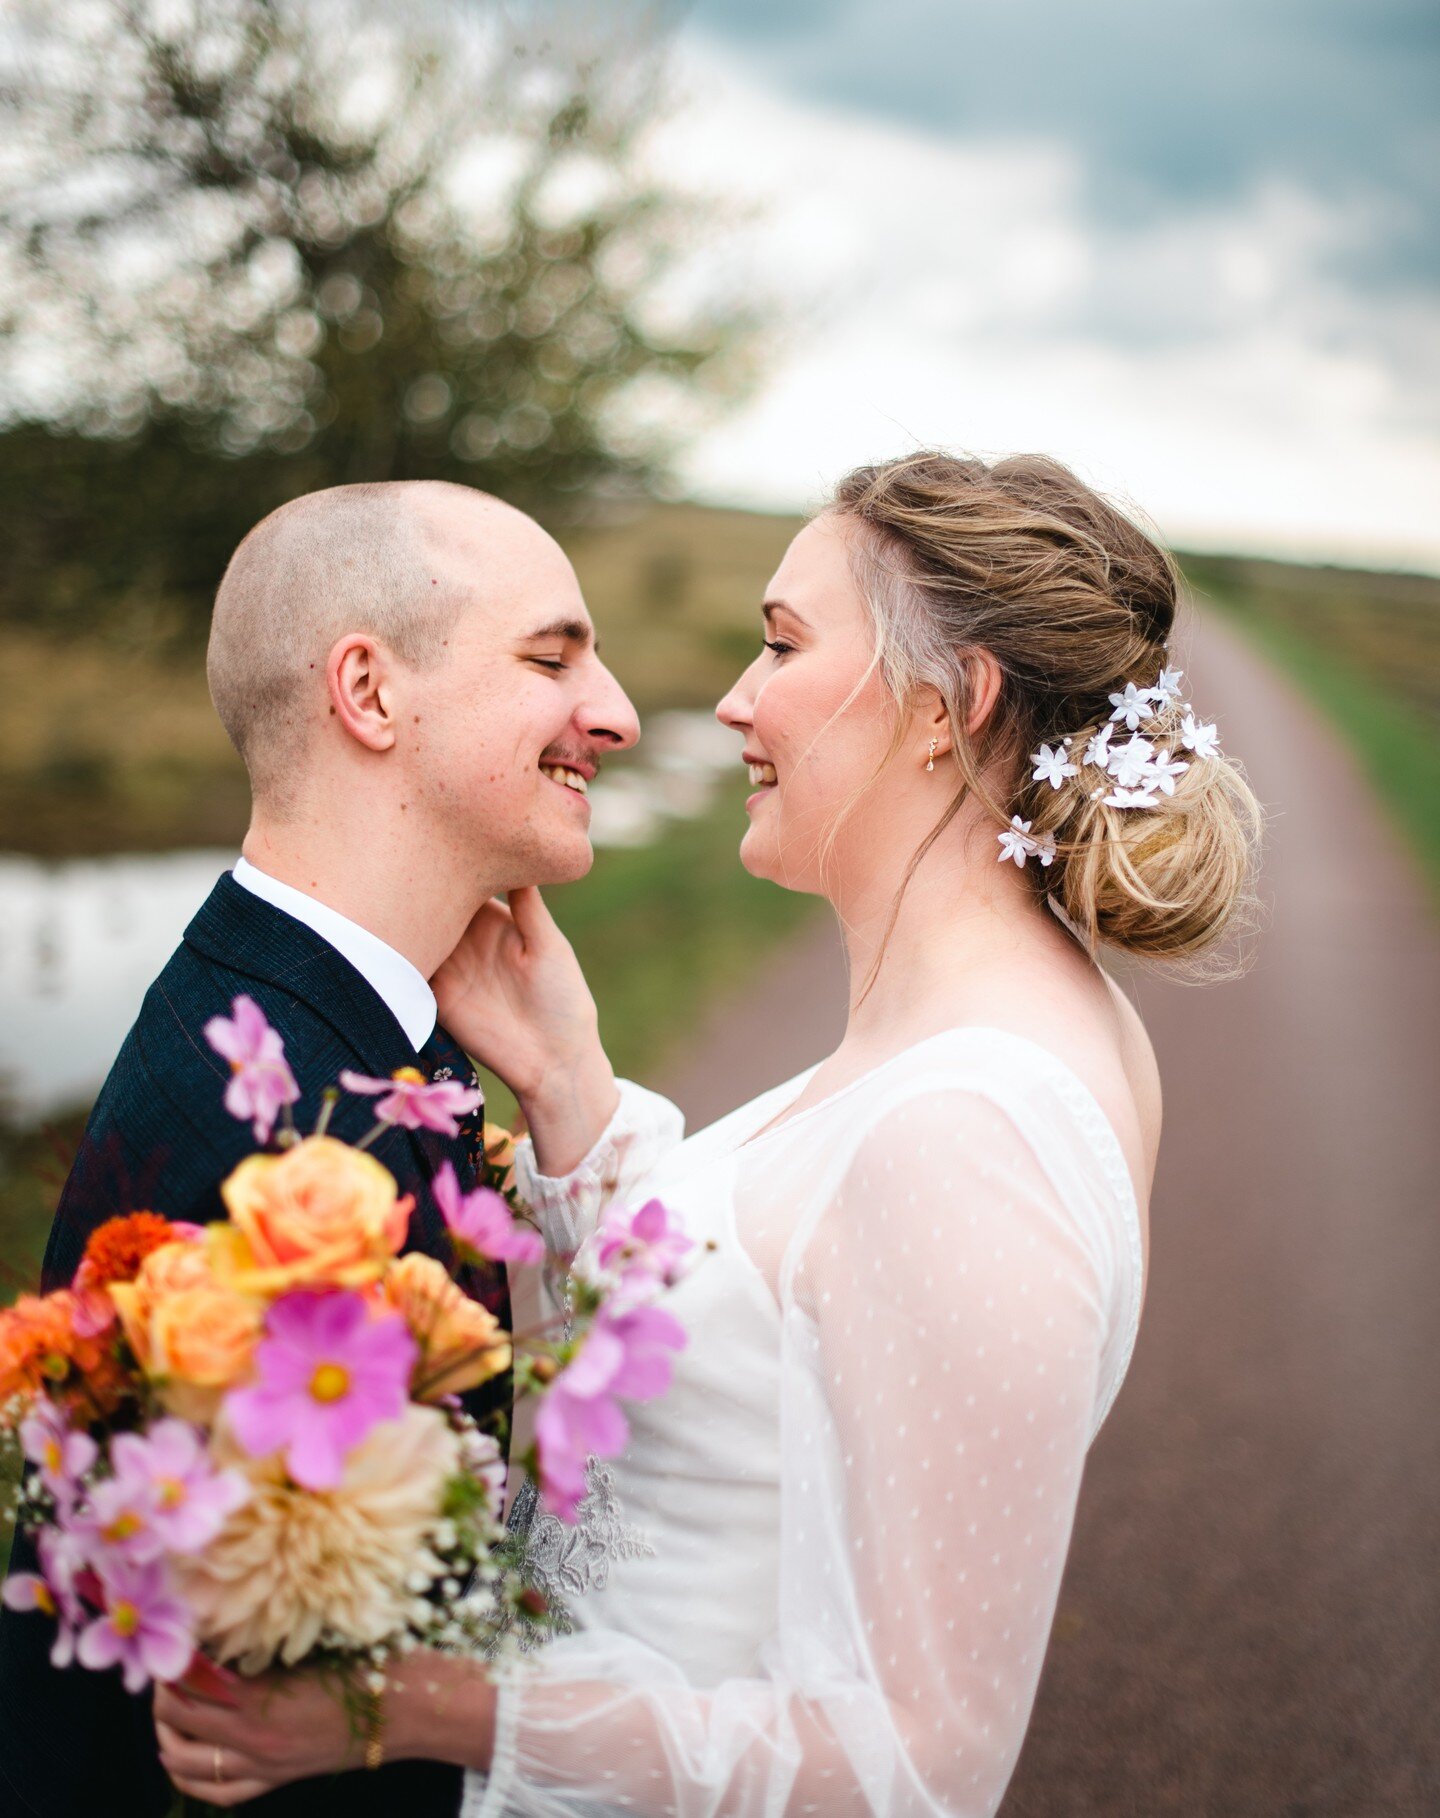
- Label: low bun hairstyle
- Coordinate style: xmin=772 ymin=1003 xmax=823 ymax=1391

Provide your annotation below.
xmin=829 ymin=450 xmax=1262 ymax=965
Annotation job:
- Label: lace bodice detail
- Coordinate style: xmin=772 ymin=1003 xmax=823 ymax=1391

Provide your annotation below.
xmin=466 ymin=1030 xmax=1145 ymax=1817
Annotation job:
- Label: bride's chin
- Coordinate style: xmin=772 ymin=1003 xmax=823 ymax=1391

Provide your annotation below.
xmin=736 ymin=825 xmax=774 ymax=882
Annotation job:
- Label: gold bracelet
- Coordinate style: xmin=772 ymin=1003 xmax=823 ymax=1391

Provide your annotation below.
xmin=363 ymin=1676 xmax=385 ymax=1771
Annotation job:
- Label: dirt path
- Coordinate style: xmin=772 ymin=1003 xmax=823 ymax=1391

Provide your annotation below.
xmin=658 ymin=610 xmax=1440 ymax=1816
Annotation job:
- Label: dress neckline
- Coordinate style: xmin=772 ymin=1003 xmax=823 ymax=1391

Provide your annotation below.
xmin=736 ymin=1024 xmax=1141 ymax=1205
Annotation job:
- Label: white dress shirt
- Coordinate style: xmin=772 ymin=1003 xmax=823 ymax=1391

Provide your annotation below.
xmin=230 ymin=857 xmax=437 ymax=1051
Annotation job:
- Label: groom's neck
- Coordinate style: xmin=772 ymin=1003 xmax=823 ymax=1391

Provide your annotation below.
xmin=241 ymin=810 xmax=490 ymax=982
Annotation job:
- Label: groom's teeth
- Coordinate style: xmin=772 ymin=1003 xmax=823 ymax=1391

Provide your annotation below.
xmin=748 ymin=762 xmax=777 ymax=786
xmin=542 ymin=765 xmax=588 ymax=794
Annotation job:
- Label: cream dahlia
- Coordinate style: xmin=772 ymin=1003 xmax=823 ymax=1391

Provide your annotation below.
xmin=173 ymin=1405 xmax=459 ymax=1672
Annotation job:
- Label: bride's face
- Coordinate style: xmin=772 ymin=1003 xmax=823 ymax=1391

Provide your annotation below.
xmin=716 ymin=513 xmax=917 ymax=896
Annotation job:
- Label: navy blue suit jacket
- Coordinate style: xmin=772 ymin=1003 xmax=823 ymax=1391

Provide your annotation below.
xmin=0 ymin=873 xmax=507 ymax=1818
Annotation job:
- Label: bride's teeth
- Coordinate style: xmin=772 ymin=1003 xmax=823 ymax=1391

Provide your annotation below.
xmin=747 ymin=762 xmax=777 ymax=786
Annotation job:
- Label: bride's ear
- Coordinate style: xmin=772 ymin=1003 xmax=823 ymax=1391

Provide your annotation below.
xmin=914 ymin=650 xmax=1003 ymax=758
xmin=957 ymin=649 xmax=1004 ymax=738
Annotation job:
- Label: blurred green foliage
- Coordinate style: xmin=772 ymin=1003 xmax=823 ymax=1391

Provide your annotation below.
xmin=0 ymin=0 xmax=765 ymax=645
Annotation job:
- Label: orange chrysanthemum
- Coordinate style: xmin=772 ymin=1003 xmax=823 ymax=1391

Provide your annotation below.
xmin=79 ymin=1212 xmax=175 ymax=1289
xmin=0 ymin=1290 xmax=130 ymax=1423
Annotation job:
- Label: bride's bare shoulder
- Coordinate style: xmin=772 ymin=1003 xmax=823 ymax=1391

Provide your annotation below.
xmin=1100 ymin=975 xmax=1162 ymax=1165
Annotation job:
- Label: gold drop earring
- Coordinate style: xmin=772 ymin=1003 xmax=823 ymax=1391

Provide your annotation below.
xmin=926 ymin=738 xmax=938 ymax=772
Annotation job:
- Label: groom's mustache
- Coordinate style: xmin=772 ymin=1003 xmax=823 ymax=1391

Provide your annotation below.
xmin=539 ymin=744 xmax=604 ymax=782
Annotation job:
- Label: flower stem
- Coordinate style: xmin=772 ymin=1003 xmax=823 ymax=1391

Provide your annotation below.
xmin=313 ymin=1087 xmax=341 ymax=1141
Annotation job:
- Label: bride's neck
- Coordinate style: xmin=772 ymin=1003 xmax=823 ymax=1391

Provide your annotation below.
xmin=832 ymin=828 xmax=1051 ymax=1045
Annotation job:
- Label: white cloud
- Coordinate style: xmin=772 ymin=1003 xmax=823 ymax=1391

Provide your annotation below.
xmin=656 ymin=38 xmax=1440 ymax=571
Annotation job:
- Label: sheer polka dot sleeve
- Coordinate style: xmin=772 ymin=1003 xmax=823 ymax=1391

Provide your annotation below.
xmin=465 ymin=1069 xmax=1133 ymax=1817
xmin=512 ymin=1080 xmax=686 ymax=1253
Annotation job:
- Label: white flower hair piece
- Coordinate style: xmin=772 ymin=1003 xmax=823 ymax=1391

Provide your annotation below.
xmin=1030 ymin=742 xmax=1079 ymax=789
xmin=997 ymin=816 xmax=1056 ymax=868
xmin=1000 ymin=663 xmax=1223 ymax=865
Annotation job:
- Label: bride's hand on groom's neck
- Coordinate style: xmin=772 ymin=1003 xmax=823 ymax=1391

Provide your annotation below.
xmin=433 ymin=885 xmax=619 ymax=1176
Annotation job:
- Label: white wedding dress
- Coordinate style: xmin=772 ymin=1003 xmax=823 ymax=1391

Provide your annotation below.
xmin=464 ymin=1026 xmax=1145 ymax=1818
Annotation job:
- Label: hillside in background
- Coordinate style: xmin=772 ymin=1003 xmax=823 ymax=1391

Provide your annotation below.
xmin=2 ymin=502 xmax=1435 ymax=864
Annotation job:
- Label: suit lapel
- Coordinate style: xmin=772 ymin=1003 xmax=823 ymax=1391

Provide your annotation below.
xmin=182 ymin=873 xmax=438 ymax=1183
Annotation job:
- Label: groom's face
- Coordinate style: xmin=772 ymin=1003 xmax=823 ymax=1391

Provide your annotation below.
xmin=398 ymin=500 xmax=639 ymax=889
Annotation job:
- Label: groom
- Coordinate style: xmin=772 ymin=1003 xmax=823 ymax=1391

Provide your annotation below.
xmin=0 ymin=481 xmax=639 ymax=1818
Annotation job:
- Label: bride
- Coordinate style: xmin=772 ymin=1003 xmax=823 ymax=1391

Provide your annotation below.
xmin=156 ymin=450 xmax=1260 ymax=1814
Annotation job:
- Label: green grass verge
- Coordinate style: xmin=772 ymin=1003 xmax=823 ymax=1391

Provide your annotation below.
xmin=1180 ymin=555 xmax=1440 ymax=897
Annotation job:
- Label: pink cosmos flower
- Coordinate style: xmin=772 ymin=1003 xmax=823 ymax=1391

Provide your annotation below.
xmin=535 ymin=1304 xmax=686 ymax=1524
xmin=2 ymin=1572 xmax=76 ymax=1667
xmin=226 ymin=1289 xmax=417 ymax=1490
xmin=433 ymin=1162 xmax=544 ymax=1267
xmin=76 ymin=1557 xmax=195 ymax=1693
xmin=2 ymin=1524 xmax=89 ymax=1668
xmin=108 ymin=1420 xmax=250 ymax=1555
xmin=68 ymin=1272 xmax=117 ymax=1339
xmin=594 ymin=1199 xmax=693 ymax=1297
xmin=20 ymin=1401 xmax=98 ymax=1515
xmin=204 ymin=995 xmax=301 ymax=1144
xmin=340 ymin=1067 xmax=482 ymax=1135
xmin=83 ymin=1472 xmax=166 ymax=1567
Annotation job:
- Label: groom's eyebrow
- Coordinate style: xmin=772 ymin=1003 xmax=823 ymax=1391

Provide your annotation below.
xmin=520 ymin=616 xmax=596 ymax=650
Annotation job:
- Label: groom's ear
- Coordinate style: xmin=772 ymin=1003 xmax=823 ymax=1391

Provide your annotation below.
xmin=327 ymin=634 xmax=398 ymax=754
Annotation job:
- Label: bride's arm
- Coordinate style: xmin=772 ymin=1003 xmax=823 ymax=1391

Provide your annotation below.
xmin=433 ymin=886 xmax=684 ymax=1246
xmin=432 ymin=886 xmax=615 ymax=1175
xmin=444 ymin=1085 xmax=1119 ymax=1816
xmin=511 ymin=1077 xmax=685 ymax=1254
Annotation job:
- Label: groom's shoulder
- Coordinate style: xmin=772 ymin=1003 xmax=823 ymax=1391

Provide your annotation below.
xmin=111 ymin=918 xmax=356 ymax=1135
xmin=41 ymin=898 xmax=356 ymax=1285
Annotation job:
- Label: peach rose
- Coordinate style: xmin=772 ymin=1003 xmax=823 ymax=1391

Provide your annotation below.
xmin=217 ymin=1136 xmax=412 ymax=1295
xmin=382 ymin=1253 xmax=511 ymax=1400
xmin=109 ymin=1240 xmax=262 ymax=1421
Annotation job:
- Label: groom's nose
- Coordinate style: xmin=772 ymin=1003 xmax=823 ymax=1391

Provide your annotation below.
xmin=579 ymin=660 xmax=641 ymax=751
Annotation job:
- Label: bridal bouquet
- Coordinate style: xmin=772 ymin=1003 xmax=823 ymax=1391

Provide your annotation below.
xmin=0 ymin=997 xmax=688 ymax=1697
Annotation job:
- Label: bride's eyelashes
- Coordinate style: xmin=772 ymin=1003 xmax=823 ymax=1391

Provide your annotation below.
xmin=763 ymin=639 xmax=795 ymax=659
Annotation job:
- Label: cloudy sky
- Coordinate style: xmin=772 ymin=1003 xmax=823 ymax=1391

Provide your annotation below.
xmin=658 ymin=0 xmax=1439 ymax=569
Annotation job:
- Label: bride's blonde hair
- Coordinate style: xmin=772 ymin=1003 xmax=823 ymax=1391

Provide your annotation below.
xmin=829 ymin=450 xmax=1262 ymax=966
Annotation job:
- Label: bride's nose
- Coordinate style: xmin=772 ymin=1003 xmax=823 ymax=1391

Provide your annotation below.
xmin=716 ymin=655 xmax=761 ymax=732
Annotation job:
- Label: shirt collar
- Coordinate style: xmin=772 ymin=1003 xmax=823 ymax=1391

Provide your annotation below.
xmin=230 ymin=857 xmax=437 ymax=1052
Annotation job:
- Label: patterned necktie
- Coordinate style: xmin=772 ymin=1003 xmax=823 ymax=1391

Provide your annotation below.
xmin=415 ymin=1023 xmax=511 ymax=1369
xmin=417 ymin=1021 xmax=486 ymax=1182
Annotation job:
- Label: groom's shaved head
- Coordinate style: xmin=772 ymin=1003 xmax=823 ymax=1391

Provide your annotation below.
xmin=208 ymin=480 xmax=509 ymax=801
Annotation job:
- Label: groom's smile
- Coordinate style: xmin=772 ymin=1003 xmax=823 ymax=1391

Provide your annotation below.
xmin=399 ymin=490 xmax=638 ymax=894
